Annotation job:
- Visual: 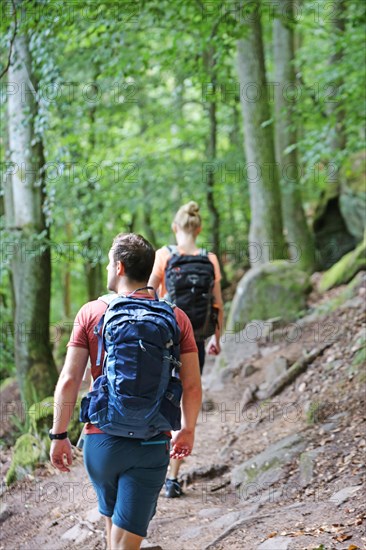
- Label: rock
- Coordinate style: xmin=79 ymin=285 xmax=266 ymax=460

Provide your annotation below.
xmin=257 ymin=535 xmax=290 ymax=549
xmin=219 ymin=435 xmax=238 ymax=459
xmin=313 ymin=193 xmax=356 ymax=269
xmin=265 ymin=356 xmax=289 ymax=383
xmin=201 ymin=398 xmax=216 ymax=412
xmin=85 ymin=506 xmax=101 ymax=523
xmin=260 ymin=345 xmax=280 ymax=357
xmin=180 ymin=526 xmax=204 ymax=541
xmin=61 ymin=524 xmax=91 ymax=543
xmin=211 ymin=510 xmax=243 ymax=529
xmin=243 ymin=363 xmax=257 ymax=377
xmin=219 ymin=364 xmax=242 ymax=383
xmin=231 ymin=433 xmax=307 ymax=489
xmin=207 ymin=325 xmax=259 ymax=390
xmin=340 ymin=150 xmax=366 ymax=241
xmin=329 ymin=485 xmax=362 ymax=506
xmin=299 ymin=448 xmax=323 ymax=488
xmin=0 ymin=502 xmax=12 ymax=523
xmin=241 ymin=385 xmax=257 ymax=412
xmin=319 ymin=235 xmax=366 ymax=292
xmin=226 ymin=261 xmax=311 ymax=333
xmin=180 ymin=464 xmax=229 ymax=485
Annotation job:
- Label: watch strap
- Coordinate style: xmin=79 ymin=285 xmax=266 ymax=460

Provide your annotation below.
xmin=49 ymin=429 xmax=68 ymax=440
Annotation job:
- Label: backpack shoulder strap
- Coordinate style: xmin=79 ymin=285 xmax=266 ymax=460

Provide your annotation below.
xmin=94 ymin=294 xmax=116 ymax=367
xmin=98 ymin=293 xmax=117 ymax=305
xmin=166 ymin=244 xmax=179 ymax=256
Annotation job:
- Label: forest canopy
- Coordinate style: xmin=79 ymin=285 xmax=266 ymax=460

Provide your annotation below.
xmin=0 ymin=0 xmax=365 ymax=405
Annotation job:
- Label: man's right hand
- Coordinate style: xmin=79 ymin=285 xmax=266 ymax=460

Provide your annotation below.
xmin=50 ymin=439 xmax=73 ymax=472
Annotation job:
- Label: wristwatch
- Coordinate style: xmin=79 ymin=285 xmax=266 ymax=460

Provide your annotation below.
xmin=49 ymin=429 xmax=68 ymax=440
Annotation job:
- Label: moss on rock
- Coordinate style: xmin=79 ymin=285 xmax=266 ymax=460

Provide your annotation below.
xmin=227 ymin=261 xmax=311 ymax=333
xmin=319 ymin=236 xmax=366 ymax=292
xmin=5 ymin=433 xmax=42 ymax=485
xmin=6 ymin=395 xmax=83 ymax=485
xmin=340 ymin=150 xmax=366 ymax=241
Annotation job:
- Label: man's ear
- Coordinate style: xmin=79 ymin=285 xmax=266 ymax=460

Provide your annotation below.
xmin=195 ymin=226 xmax=202 ymax=236
xmin=116 ymin=260 xmax=125 ymax=276
xmin=171 ymin=222 xmax=178 ymax=234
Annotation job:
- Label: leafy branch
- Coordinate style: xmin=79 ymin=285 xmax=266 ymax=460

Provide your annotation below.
xmin=0 ymin=0 xmax=18 ymax=80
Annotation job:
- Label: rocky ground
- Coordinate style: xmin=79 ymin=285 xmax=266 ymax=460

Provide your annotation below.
xmin=0 ymin=273 xmax=365 ymax=550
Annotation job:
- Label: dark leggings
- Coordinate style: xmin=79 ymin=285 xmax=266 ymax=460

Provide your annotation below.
xmin=196 ymin=340 xmax=205 ymax=374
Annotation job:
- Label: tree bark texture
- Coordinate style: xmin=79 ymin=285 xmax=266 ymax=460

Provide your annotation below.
xmin=6 ymin=30 xmax=58 ymax=406
xmin=237 ymin=3 xmax=286 ymax=265
xmin=204 ymin=46 xmax=227 ymax=285
xmin=273 ymin=0 xmax=315 ymax=271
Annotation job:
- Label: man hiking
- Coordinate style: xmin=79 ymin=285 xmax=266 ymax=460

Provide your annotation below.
xmin=50 ymin=233 xmax=202 ymax=550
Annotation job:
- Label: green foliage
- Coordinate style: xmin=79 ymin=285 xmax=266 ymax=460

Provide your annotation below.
xmin=1 ymin=0 xmax=365 ymax=397
xmin=0 ymin=266 xmax=15 ymax=380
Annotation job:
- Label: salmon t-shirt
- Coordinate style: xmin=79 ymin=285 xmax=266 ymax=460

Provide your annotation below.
xmin=68 ymin=294 xmax=197 ymax=434
xmin=152 ymin=246 xmax=222 ymax=298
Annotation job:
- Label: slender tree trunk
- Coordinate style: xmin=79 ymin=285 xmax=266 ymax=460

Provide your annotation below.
xmin=63 ymin=221 xmax=72 ymax=318
xmin=5 ymin=29 xmax=57 ymax=406
xmin=237 ymin=2 xmax=286 ymax=265
xmin=328 ymin=0 xmax=347 ymax=191
xmin=83 ymin=79 xmax=103 ymax=300
xmin=273 ymin=0 xmax=315 ymax=271
xmin=204 ymin=47 xmax=227 ymax=285
xmin=84 ymin=235 xmax=103 ymax=300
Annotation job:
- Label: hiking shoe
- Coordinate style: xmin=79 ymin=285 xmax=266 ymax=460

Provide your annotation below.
xmin=165 ymin=478 xmax=183 ymax=498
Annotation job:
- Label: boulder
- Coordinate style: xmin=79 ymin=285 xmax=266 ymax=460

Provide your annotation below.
xmin=265 ymin=356 xmax=289 ymax=384
xmin=340 ymin=150 xmax=366 ymax=241
xmin=231 ymin=433 xmax=307 ymax=489
xmin=319 ymin=235 xmax=366 ymax=292
xmin=313 ymin=195 xmax=356 ymax=269
xmin=226 ymin=261 xmax=311 ymax=333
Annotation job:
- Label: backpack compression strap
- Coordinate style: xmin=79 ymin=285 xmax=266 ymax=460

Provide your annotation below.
xmin=94 ymin=287 xmax=159 ymax=367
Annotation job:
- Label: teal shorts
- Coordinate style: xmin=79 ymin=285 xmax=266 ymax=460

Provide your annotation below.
xmin=84 ymin=432 xmax=170 ymax=537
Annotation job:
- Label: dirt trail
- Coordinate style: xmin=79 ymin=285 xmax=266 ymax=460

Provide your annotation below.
xmin=1 ymin=278 xmax=365 ymax=550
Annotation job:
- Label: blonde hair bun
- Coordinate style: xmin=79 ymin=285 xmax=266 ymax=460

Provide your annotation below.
xmin=185 ymin=201 xmax=200 ymax=216
xmin=174 ymin=201 xmax=201 ymax=233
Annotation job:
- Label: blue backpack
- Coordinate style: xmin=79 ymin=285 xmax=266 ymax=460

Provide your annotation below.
xmin=79 ymin=288 xmax=182 ymax=440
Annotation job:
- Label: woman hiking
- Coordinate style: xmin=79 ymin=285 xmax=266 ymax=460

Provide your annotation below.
xmin=149 ymin=201 xmax=224 ymax=498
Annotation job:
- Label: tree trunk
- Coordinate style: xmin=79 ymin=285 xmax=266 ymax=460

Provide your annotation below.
xmin=327 ymin=0 xmax=347 ymax=191
xmin=237 ymin=2 xmax=286 ymax=266
xmin=84 ymin=236 xmax=103 ymax=300
xmin=5 ymin=29 xmax=58 ymax=406
xmin=83 ymin=79 xmax=103 ymax=300
xmin=63 ymin=222 xmax=72 ymax=318
xmin=204 ymin=47 xmax=227 ymax=286
xmin=273 ymin=0 xmax=315 ymax=271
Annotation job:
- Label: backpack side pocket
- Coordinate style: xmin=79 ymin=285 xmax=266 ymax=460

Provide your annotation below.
xmin=159 ymin=376 xmax=182 ymax=431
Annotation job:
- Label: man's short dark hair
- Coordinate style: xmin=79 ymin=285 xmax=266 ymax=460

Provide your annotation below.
xmin=112 ymin=233 xmax=155 ymax=283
